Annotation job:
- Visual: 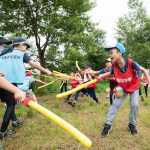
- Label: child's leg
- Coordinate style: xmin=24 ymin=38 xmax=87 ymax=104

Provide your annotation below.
xmin=105 ymin=92 xmax=128 ymax=125
xmin=109 ymin=82 xmax=118 ymax=105
xmin=64 ymin=94 xmax=72 ymax=103
xmin=74 ymin=90 xmax=81 ymax=102
xmin=87 ymin=88 xmax=99 ymax=103
xmin=60 ymin=83 xmax=64 ymax=93
xmin=0 ymin=90 xmax=17 ymax=132
xmin=144 ymin=84 xmax=148 ymax=97
xmin=129 ymin=89 xmax=139 ymax=125
xmin=64 ymin=82 xmax=67 ymax=92
xmin=11 ymin=105 xmax=17 ymax=121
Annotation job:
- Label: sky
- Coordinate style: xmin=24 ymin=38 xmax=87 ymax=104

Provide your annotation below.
xmin=89 ymin=0 xmax=150 ymax=45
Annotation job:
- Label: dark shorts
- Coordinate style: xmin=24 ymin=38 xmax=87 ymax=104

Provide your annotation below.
xmin=0 ymin=88 xmax=17 ymax=106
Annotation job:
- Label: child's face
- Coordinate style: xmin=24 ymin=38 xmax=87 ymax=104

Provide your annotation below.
xmin=109 ymin=48 xmax=122 ymax=62
xmin=105 ymin=61 xmax=112 ymax=68
xmin=70 ymin=72 xmax=75 ymax=76
xmin=84 ymin=67 xmax=91 ymax=71
xmin=18 ymin=44 xmax=27 ymax=52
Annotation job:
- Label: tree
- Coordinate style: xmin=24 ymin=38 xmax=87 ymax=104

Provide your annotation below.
xmin=0 ymin=0 xmax=105 ymax=69
xmin=116 ymin=0 xmax=150 ymax=67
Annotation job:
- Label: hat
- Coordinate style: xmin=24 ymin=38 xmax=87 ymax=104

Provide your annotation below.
xmin=70 ymin=67 xmax=77 ymax=72
xmin=104 ymin=43 xmax=126 ymax=54
xmin=26 ymin=71 xmax=32 ymax=76
xmin=13 ymin=38 xmax=31 ymax=49
xmin=0 ymin=34 xmax=12 ymax=45
xmin=105 ymin=58 xmax=112 ymax=62
xmin=84 ymin=63 xmax=91 ymax=68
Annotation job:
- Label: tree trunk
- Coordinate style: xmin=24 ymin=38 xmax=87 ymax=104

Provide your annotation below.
xmin=38 ymin=49 xmax=45 ymax=68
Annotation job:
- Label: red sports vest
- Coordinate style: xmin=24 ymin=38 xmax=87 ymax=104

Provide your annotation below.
xmin=107 ymin=74 xmax=116 ymax=82
xmin=70 ymin=79 xmax=80 ymax=89
xmin=84 ymin=73 xmax=96 ymax=89
xmin=114 ymin=58 xmax=140 ymax=93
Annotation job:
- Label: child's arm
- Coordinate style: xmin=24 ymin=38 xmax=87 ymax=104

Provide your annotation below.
xmin=29 ymin=60 xmax=53 ymax=76
xmin=0 ymin=77 xmax=26 ymax=101
xmin=35 ymin=79 xmax=47 ymax=85
xmin=84 ymin=70 xmax=100 ymax=74
xmin=97 ymin=72 xmax=111 ymax=81
xmin=140 ymin=66 xmax=150 ymax=89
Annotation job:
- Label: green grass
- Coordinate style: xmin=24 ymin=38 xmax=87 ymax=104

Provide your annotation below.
xmin=0 ymin=87 xmax=150 ymax=150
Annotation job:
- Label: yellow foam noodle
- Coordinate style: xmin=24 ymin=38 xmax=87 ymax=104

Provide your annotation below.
xmin=27 ymin=100 xmax=92 ymax=148
xmin=76 ymin=61 xmax=81 ymax=71
xmin=56 ymin=79 xmax=97 ymax=98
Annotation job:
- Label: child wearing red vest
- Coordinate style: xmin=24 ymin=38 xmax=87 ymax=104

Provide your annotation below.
xmin=64 ymin=69 xmax=81 ymax=104
xmin=98 ymin=43 xmax=150 ymax=137
xmin=78 ymin=64 xmax=99 ymax=103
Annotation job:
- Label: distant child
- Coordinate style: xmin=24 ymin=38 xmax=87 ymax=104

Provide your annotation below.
xmin=97 ymin=43 xmax=150 ymax=137
xmin=60 ymin=77 xmax=68 ymax=93
xmin=141 ymin=69 xmax=149 ymax=97
xmin=18 ymin=71 xmax=46 ymax=102
xmin=65 ymin=68 xmax=82 ymax=104
xmin=79 ymin=64 xmax=99 ymax=103
xmin=90 ymin=58 xmax=118 ymax=105
xmin=0 ymin=38 xmax=53 ymax=138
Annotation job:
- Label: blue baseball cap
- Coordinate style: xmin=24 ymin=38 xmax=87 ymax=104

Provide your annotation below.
xmin=13 ymin=38 xmax=31 ymax=49
xmin=104 ymin=43 xmax=126 ymax=54
xmin=84 ymin=63 xmax=91 ymax=68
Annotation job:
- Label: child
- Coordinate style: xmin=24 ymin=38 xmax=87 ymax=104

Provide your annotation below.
xmin=90 ymin=58 xmax=118 ymax=105
xmin=18 ymin=71 xmax=46 ymax=102
xmin=60 ymin=77 xmax=68 ymax=93
xmin=0 ymin=76 xmax=26 ymax=138
xmin=97 ymin=43 xmax=150 ymax=137
xmin=141 ymin=69 xmax=149 ymax=97
xmin=0 ymin=38 xmax=53 ymax=138
xmin=65 ymin=68 xmax=82 ymax=105
xmin=79 ymin=64 xmax=99 ymax=103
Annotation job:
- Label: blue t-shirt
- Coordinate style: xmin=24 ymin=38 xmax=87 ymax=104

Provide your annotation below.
xmin=111 ymin=57 xmax=141 ymax=77
xmin=0 ymin=47 xmax=31 ymax=63
xmin=99 ymin=68 xmax=111 ymax=74
xmin=0 ymin=48 xmax=31 ymax=83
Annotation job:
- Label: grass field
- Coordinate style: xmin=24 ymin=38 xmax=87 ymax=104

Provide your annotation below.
xmin=0 ymin=84 xmax=150 ymax=150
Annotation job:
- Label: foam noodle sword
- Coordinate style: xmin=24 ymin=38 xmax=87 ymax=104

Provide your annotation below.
xmin=23 ymin=98 xmax=92 ymax=148
xmin=38 ymin=78 xmax=60 ymax=89
xmin=56 ymin=78 xmax=102 ymax=99
xmin=53 ymin=70 xmax=76 ymax=79
xmin=76 ymin=61 xmax=81 ymax=71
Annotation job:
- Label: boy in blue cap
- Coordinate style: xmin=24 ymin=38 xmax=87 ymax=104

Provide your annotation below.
xmin=98 ymin=43 xmax=150 ymax=137
xmin=0 ymin=38 xmax=53 ymax=138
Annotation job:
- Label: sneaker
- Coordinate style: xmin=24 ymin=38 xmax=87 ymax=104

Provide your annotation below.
xmin=128 ymin=124 xmax=137 ymax=135
xmin=12 ymin=120 xmax=23 ymax=128
xmin=101 ymin=124 xmax=112 ymax=138
xmin=0 ymin=129 xmax=14 ymax=139
xmin=67 ymin=101 xmax=75 ymax=107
